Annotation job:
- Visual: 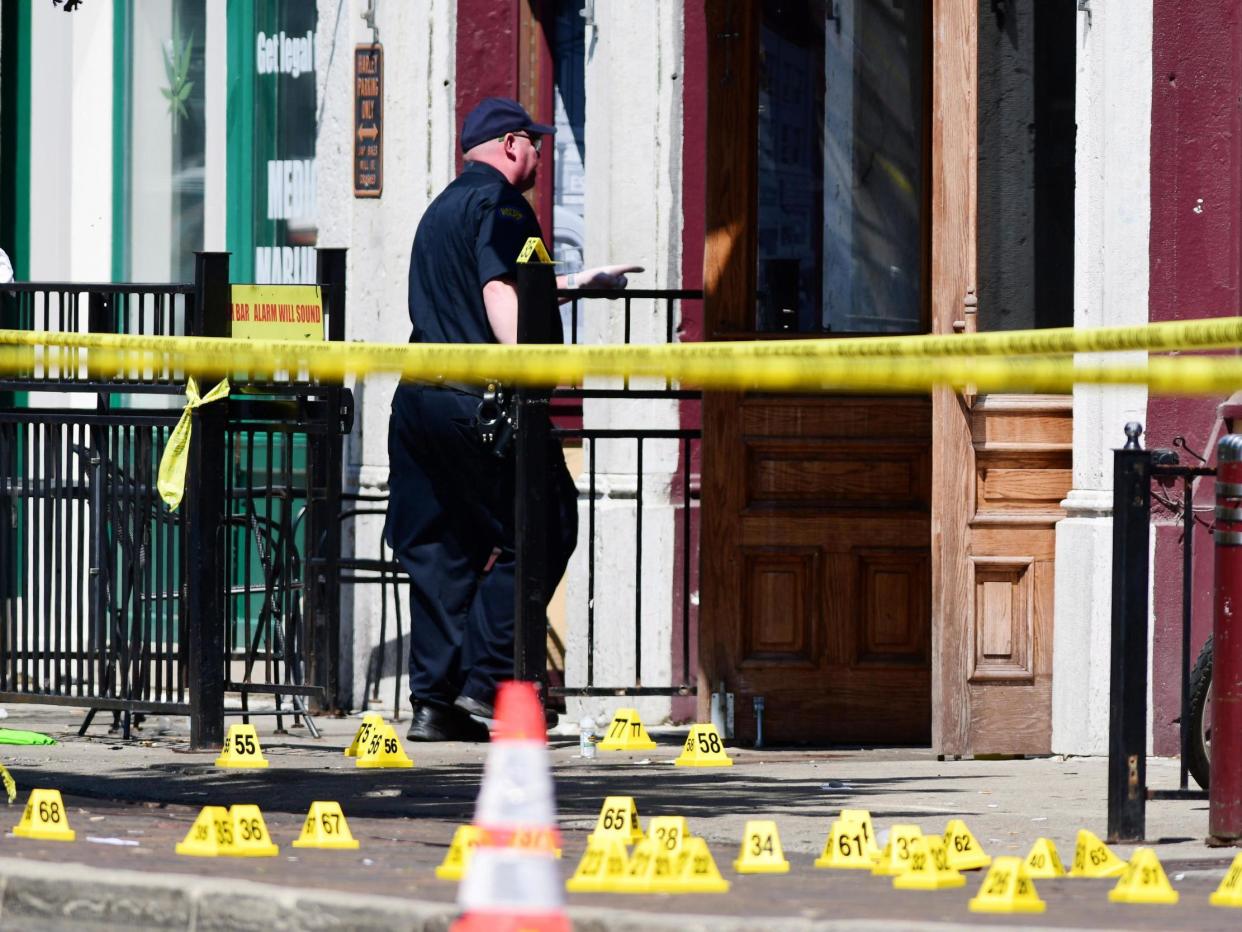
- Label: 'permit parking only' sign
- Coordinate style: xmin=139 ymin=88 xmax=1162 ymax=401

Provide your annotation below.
xmin=354 ymin=44 xmax=383 ymax=197
xmin=231 ymin=285 xmax=325 ymax=342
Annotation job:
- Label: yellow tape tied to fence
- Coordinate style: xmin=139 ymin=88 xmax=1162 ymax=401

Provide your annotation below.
xmin=155 ymin=377 xmax=230 ymax=511
xmin=3 ymin=314 xmax=1242 ymax=394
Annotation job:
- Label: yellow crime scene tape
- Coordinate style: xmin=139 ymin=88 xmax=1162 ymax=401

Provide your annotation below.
xmin=2 ymin=317 xmax=1242 ymax=395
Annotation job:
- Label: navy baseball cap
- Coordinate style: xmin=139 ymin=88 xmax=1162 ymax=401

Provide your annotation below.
xmin=460 ymin=97 xmax=555 ymax=153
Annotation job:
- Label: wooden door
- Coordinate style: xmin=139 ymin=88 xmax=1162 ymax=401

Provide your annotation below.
xmin=700 ymin=0 xmax=934 ymax=746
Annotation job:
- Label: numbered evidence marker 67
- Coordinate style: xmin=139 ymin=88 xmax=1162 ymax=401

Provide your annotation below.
xmin=592 ymin=796 xmax=645 ymax=845
xmin=597 ymin=708 xmax=658 ymax=752
xmin=733 ymin=819 xmax=791 ymax=874
xmin=215 ymin=723 xmax=270 ymax=769
xmin=674 ymin=724 xmax=733 ymax=767
xmin=968 ymin=857 xmax=1046 ymax=914
xmin=1210 ymin=852 xmax=1242 ymax=908
xmin=13 ymin=789 xmax=75 ymax=841
xmin=292 ymin=801 xmax=360 ymax=850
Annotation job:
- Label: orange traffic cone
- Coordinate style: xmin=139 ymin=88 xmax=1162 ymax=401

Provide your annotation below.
xmin=451 ymin=682 xmax=569 ymax=932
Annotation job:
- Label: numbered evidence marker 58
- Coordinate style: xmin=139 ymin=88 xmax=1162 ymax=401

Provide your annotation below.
xmin=13 ymin=788 xmax=75 ymax=841
xmin=674 ymin=724 xmax=733 ymax=767
xmin=733 ymin=819 xmax=791 ymax=874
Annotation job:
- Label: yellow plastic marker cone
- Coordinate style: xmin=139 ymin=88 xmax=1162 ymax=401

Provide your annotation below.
xmin=1210 ymin=852 xmax=1242 ymax=907
xmin=968 ymin=857 xmax=1046 ymax=914
xmin=648 ymin=815 xmax=690 ymax=855
xmin=815 ymin=818 xmax=877 ymax=870
xmin=1023 ymin=837 xmax=1066 ymax=879
xmin=673 ymin=837 xmax=731 ymax=893
xmin=674 ymin=724 xmax=733 ymax=767
xmin=839 ymin=809 xmax=879 ymax=856
xmin=175 ymin=805 xmax=230 ymax=857
xmin=355 ymin=722 xmax=414 ymax=769
xmin=942 ymin=818 xmax=991 ymax=871
xmin=214 ymin=723 xmax=269 ymax=769
xmin=733 ymin=819 xmax=790 ymax=874
xmin=871 ymin=824 xmax=924 ymax=876
xmin=893 ymin=835 xmax=966 ymax=890
xmin=292 ymin=801 xmax=360 ymax=850
xmin=591 ymin=796 xmax=644 ymax=845
xmin=1068 ymin=828 xmax=1126 ymax=878
xmin=597 ymin=708 xmax=658 ymax=751
xmin=344 ymin=712 xmax=385 ymax=757
xmin=619 ymin=838 xmax=680 ymax=893
xmin=13 ymin=789 xmax=75 ymax=841
xmin=1108 ymin=847 xmax=1179 ymax=905
xmin=435 ymin=825 xmax=484 ymax=881
xmin=566 ymin=837 xmax=630 ymax=893
xmin=226 ymin=804 xmax=279 ymax=857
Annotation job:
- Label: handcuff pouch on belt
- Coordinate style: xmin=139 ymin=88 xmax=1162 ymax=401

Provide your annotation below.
xmin=473 ymin=381 xmax=515 ymax=458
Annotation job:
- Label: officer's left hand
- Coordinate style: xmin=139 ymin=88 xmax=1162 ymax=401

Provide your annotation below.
xmin=578 ymin=264 xmax=644 ymax=289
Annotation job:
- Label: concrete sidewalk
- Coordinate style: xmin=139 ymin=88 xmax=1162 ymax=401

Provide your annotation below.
xmin=0 ymin=704 xmax=1233 ymax=930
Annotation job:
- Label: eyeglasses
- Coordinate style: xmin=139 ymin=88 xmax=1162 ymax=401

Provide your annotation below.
xmin=503 ymin=131 xmax=543 ymax=153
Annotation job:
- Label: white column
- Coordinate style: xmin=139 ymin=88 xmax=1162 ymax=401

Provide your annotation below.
xmin=316 ymin=0 xmax=457 ymax=708
xmin=203 ymin=0 xmax=227 ymax=251
xmin=565 ymin=1 xmax=684 ymax=725
xmin=1051 ymin=0 xmax=1152 ymax=755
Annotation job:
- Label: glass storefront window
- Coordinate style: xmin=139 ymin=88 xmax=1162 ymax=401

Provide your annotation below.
xmin=756 ymin=0 xmax=927 ymax=334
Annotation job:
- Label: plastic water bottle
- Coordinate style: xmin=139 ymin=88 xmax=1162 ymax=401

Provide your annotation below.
xmin=578 ymin=716 xmax=596 ymax=759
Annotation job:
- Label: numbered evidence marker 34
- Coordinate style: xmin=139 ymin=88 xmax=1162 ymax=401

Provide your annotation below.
xmin=13 ymin=789 xmax=75 ymax=841
xmin=733 ymin=820 xmax=791 ymax=874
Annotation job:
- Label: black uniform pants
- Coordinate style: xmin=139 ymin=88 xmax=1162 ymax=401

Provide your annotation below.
xmin=383 ymin=384 xmax=577 ymax=708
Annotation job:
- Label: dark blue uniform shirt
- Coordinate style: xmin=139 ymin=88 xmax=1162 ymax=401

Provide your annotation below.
xmin=407 ymin=161 xmax=555 ymax=345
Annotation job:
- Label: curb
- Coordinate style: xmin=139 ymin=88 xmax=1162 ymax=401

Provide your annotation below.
xmin=0 ymin=856 xmax=1120 ymax=932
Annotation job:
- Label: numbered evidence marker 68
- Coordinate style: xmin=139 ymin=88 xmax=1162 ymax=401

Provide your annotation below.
xmin=13 ymin=788 xmax=75 ymax=841
xmin=597 ymin=708 xmax=658 ymax=752
xmin=292 ymin=801 xmax=360 ymax=850
xmin=592 ymin=796 xmax=645 ymax=845
xmin=733 ymin=819 xmax=791 ymax=874
xmin=215 ymin=723 xmax=270 ymax=769
xmin=674 ymin=724 xmax=733 ymax=767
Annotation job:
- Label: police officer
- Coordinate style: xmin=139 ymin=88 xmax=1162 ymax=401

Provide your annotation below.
xmin=386 ymin=97 xmax=640 ymax=740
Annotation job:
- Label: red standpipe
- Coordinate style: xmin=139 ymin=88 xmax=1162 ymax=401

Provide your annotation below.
xmin=1211 ymin=436 xmax=1242 ymax=841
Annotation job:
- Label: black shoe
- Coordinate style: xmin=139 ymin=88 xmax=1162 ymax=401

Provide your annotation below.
xmin=406 ymin=701 xmax=489 ymax=742
xmin=454 ymin=694 xmax=495 ymax=728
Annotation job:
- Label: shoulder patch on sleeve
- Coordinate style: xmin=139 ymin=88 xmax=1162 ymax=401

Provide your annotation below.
xmin=498 ymin=206 xmax=526 ymax=221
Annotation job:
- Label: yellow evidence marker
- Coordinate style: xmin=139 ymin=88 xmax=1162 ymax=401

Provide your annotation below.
xmin=733 ymin=819 xmax=791 ymax=874
xmin=435 ymin=825 xmax=484 ymax=881
xmin=566 ymin=836 xmax=630 ymax=893
xmin=226 ymin=804 xmax=280 ymax=857
xmin=968 ymin=856 xmax=1047 ymax=914
xmin=673 ymin=837 xmax=731 ymax=893
xmin=355 ymin=722 xmax=414 ymax=769
xmin=592 ymin=796 xmax=645 ymax=845
xmin=292 ymin=801 xmax=360 ymax=850
xmin=619 ymin=837 xmax=680 ymax=893
xmin=215 ymin=723 xmax=269 ymax=769
xmin=839 ymin=809 xmax=879 ymax=855
xmin=648 ymin=815 xmax=690 ymax=855
xmin=597 ymin=708 xmax=658 ymax=752
xmin=942 ymin=818 xmax=991 ymax=871
xmin=674 ymin=724 xmax=733 ymax=767
xmin=1023 ymin=837 xmax=1066 ymax=879
xmin=1068 ymin=828 xmax=1126 ymax=878
xmin=871 ymin=824 xmax=924 ymax=876
xmin=1210 ymin=852 xmax=1242 ymax=908
xmin=815 ymin=818 xmax=877 ymax=869
xmin=175 ymin=805 xmax=232 ymax=857
xmin=13 ymin=788 xmax=75 ymax=842
xmin=344 ymin=712 xmax=385 ymax=757
xmin=892 ymin=835 xmax=966 ymax=890
xmin=1108 ymin=847 xmax=1179 ymax=905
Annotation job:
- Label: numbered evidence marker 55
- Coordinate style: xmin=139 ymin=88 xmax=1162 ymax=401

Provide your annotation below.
xmin=13 ymin=788 xmax=75 ymax=841
xmin=733 ymin=819 xmax=791 ymax=874
xmin=215 ymin=724 xmax=270 ymax=768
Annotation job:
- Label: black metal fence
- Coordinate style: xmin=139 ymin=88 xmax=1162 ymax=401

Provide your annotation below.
xmin=0 ymin=252 xmax=348 ymax=746
xmin=1108 ymin=422 xmax=1212 ymax=842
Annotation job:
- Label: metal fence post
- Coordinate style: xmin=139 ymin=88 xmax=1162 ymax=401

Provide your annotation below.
xmin=311 ymin=247 xmax=347 ymax=710
xmin=513 ymin=255 xmax=556 ymax=693
xmin=1211 ymin=435 xmax=1242 ymax=842
xmin=186 ymin=252 xmax=230 ymax=749
xmin=1107 ymin=422 xmax=1151 ymax=842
